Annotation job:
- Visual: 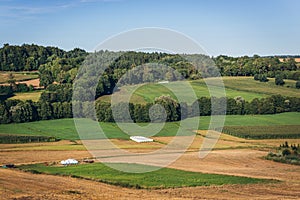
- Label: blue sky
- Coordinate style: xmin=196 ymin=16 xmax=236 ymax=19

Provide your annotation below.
xmin=0 ymin=0 xmax=299 ymax=56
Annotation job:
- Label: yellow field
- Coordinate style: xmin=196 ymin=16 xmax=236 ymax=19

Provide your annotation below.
xmin=9 ymin=91 xmax=42 ymax=102
xmin=0 ymin=72 xmax=38 ymax=83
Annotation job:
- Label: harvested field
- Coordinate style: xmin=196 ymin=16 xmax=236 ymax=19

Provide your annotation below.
xmin=279 ymin=58 xmax=300 ymax=63
xmin=0 ymin=166 xmax=298 ymax=200
xmin=0 ymin=168 xmax=166 ymax=200
xmin=0 ymin=150 xmax=90 ymax=166
xmin=1 ymin=135 xmax=300 ymax=199
xmin=0 ymin=72 xmax=38 ymax=84
xmin=18 ymin=78 xmax=42 ymax=89
xmin=2 ymin=168 xmax=299 ymax=200
xmin=169 ymin=149 xmax=300 ymax=183
xmin=0 ymin=141 xmax=90 ymax=165
xmin=1 ymin=78 xmax=43 ymax=89
xmin=155 ymin=131 xmax=300 ymax=150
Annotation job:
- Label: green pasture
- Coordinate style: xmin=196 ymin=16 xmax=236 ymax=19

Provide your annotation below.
xmin=0 ymin=112 xmax=299 ymax=140
xmin=19 ymin=163 xmax=268 ymax=189
xmin=98 ymin=77 xmax=300 ymax=104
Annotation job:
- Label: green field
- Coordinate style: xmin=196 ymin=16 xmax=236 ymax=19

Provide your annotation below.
xmin=0 ymin=112 xmax=299 ymax=140
xmin=99 ymin=77 xmax=300 ymax=104
xmin=222 ymin=125 xmax=300 ymax=139
xmin=9 ymin=90 xmax=42 ymax=102
xmin=19 ymin=163 xmax=268 ymax=189
xmin=220 ymin=77 xmax=299 ymax=97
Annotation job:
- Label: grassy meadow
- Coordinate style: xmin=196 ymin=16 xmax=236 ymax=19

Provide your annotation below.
xmin=99 ymin=77 xmax=300 ymax=104
xmin=0 ymin=112 xmax=299 ymax=140
xmin=9 ymin=90 xmax=42 ymax=102
xmin=19 ymin=163 xmax=268 ymax=189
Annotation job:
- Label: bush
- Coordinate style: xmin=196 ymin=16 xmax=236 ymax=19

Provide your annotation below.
xmin=0 ymin=85 xmax=13 ymax=95
xmin=15 ymin=83 xmax=30 ymax=92
xmin=275 ymin=75 xmax=285 ymax=86
xmin=259 ymin=74 xmax=269 ymax=82
xmin=296 ymin=81 xmax=300 ymax=89
xmin=0 ymin=134 xmax=59 ymax=144
xmin=287 ymin=71 xmax=300 ymax=81
xmin=254 ymin=74 xmax=269 ymax=82
xmin=282 ymin=149 xmax=291 ymax=156
xmin=0 ymin=85 xmax=13 ymax=100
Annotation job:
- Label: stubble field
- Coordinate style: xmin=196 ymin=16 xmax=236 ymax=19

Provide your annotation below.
xmin=0 ymin=130 xmax=299 ymax=199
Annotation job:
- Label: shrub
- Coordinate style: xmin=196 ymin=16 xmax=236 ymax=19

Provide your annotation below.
xmin=260 ymin=74 xmax=269 ymax=82
xmin=296 ymin=81 xmax=300 ymax=89
xmin=282 ymin=149 xmax=291 ymax=156
xmin=254 ymin=74 xmax=269 ymax=82
xmin=15 ymin=83 xmax=30 ymax=92
xmin=275 ymin=75 xmax=285 ymax=86
xmin=0 ymin=134 xmax=59 ymax=144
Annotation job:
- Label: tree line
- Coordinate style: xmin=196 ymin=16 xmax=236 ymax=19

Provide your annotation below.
xmin=214 ymin=55 xmax=299 ymax=77
xmin=0 ymin=94 xmax=299 ymax=124
xmin=0 ymin=44 xmax=87 ymax=71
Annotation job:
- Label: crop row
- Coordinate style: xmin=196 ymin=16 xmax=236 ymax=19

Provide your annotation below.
xmin=221 ymin=125 xmax=300 ymax=139
xmin=0 ymin=134 xmax=59 ymax=144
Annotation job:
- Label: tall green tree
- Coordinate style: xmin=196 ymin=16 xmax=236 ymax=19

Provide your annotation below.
xmin=275 ymin=74 xmax=285 ymax=86
xmin=154 ymin=95 xmax=180 ymax=122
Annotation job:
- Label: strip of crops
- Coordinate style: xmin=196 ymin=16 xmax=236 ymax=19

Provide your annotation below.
xmin=19 ymin=163 xmax=268 ymax=189
xmin=221 ymin=125 xmax=300 ymax=139
xmin=0 ymin=134 xmax=59 ymax=144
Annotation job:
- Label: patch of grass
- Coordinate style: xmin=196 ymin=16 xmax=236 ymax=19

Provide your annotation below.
xmin=9 ymin=90 xmax=42 ymax=102
xmin=265 ymin=142 xmax=300 ymax=165
xmin=0 ymin=119 xmax=80 ymax=140
xmin=98 ymin=77 xmax=300 ymax=104
xmin=0 ymin=119 xmax=129 ymax=140
xmin=99 ymin=79 xmax=267 ymax=104
xmin=222 ymin=125 xmax=300 ymax=139
xmin=0 ymin=113 xmax=299 ymax=140
xmin=266 ymin=153 xmax=300 ymax=166
xmin=208 ymin=112 xmax=300 ymax=127
xmin=19 ymin=163 xmax=268 ymax=189
xmin=220 ymin=77 xmax=300 ymax=98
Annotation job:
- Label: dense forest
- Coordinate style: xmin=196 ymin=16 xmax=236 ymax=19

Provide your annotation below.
xmin=0 ymin=44 xmax=87 ymax=71
xmin=0 ymin=44 xmax=299 ymax=124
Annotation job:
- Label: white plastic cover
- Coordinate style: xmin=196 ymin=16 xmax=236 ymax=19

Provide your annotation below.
xmin=60 ymin=158 xmax=78 ymax=165
xmin=130 ymin=136 xmax=153 ymax=143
